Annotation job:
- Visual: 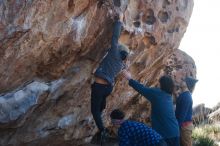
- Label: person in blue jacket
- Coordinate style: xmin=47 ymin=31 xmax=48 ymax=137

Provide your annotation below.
xmin=175 ymin=77 xmax=198 ymax=146
xmin=122 ymin=70 xmax=180 ymax=146
xmin=110 ymin=109 xmax=167 ymax=146
xmin=91 ymin=12 xmax=129 ymax=141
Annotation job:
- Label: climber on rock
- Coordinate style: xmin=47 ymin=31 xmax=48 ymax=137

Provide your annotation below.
xmin=110 ymin=109 xmax=168 ymax=146
xmin=90 ymin=12 xmax=129 ymax=142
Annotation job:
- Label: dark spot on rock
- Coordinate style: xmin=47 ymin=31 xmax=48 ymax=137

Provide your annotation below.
xmin=79 ymin=119 xmax=86 ymax=125
xmin=133 ymin=21 xmax=141 ymax=27
xmin=142 ymin=9 xmax=156 ymax=25
xmin=163 ymin=0 xmax=171 ymax=8
xmin=175 ymin=27 xmax=179 ymax=32
xmin=164 ymin=66 xmax=174 ymax=74
xmin=135 ymin=14 xmax=140 ymax=20
xmin=144 ymin=0 xmax=153 ymax=3
xmin=158 ymin=11 xmax=169 ymax=23
xmin=149 ymin=36 xmax=157 ymax=45
xmin=68 ymin=0 xmax=75 ymax=12
xmin=146 ymin=16 xmax=156 ymax=25
xmin=168 ymin=25 xmax=179 ymax=33
xmin=97 ymin=0 xmax=104 ymax=8
xmin=168 ymin=29 xmax=175 ymax=33
xmin=176 ymin=7 xmax=179 ymax=11
xmin=176 ymin=65 xmax=182 ymax=69
xmin=113 ymin=0 xmax=121 ymax=7
xmin=180 ymin=0 xmax=188 ymax=10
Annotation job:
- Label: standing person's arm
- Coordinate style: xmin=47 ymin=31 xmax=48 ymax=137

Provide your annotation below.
xmin=128 ymin=79 xmax=153 ymax=101
xmin=110 ymin=13 xmax=123 ymax=54
xmin=122 ymin=70 xmax=154 ymax=101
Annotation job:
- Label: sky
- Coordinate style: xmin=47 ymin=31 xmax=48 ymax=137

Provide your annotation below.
xmin=179 ymin=0 xmax=220 ymax=108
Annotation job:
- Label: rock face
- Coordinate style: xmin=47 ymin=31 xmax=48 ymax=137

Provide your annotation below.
xmin=0 ymin=0 xmax=195 ymax=146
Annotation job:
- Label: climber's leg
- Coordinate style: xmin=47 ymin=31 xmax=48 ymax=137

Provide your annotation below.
xmin=91 ymin=82 xmax=113 ymax=131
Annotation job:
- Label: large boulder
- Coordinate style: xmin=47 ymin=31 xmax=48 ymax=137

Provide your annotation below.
xmin=0 ymin=0 xmax=195 ymax=145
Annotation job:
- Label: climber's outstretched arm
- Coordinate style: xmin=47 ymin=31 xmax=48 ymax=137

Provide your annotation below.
xmin=110 ymin=13 xmax=123 ymax=52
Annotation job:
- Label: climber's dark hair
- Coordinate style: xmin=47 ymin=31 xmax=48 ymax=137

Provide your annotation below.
xmin=159 ymin=75 xmax=174 ymax=94
xmin=110 ymin=109 xmax=125 ymax=120
xmin=118 ymin=43 xmax=129 ymax=60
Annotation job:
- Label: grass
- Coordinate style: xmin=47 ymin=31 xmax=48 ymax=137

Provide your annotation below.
xmin=193 ymin=136 xmax=216 ymax=146
xmin=192 ymin=124 xmax=220 ymax=146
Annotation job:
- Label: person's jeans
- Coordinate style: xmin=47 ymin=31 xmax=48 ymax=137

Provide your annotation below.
xmin=180 ymin=123 xmax=194 ymax=146
xmin=91 ymin=82 xmax=113 ymax=131
xmin=164 ymin=137 xmax=180 ymax=146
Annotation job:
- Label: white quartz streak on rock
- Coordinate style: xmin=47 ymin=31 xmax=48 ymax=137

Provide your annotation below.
xmin=0 ymin=79 xmax=64 ymax=123
xmin=58 ymin=114 xmax=76 ymax=129
xmin=71 ymin=15 xmax=87 ymax=45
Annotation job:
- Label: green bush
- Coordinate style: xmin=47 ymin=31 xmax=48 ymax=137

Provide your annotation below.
xmin=193 ymin=135 xmax=216 ymax=146
xmin=203 ymin=125 xmax=220 ymax=135
xmin=192 ymin=124 xmax=220 ymax=146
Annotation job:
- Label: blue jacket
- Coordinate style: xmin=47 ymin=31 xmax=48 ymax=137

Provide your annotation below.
xmin=118 ymin=120 xmax=162 ymax=146
xmin=95 ymin=21 xmax=125 ymax=85
xmin=175 ymin=91 xmax=193 ymax=126
xmin=129 ymin=79 xmax=180 ymax=139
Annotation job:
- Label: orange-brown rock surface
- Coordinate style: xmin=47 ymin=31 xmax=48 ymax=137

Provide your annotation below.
xmin=0 ymin=0 xmax=195 ymax=145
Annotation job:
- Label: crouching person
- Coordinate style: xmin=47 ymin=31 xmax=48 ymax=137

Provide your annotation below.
xmin=110 ymin=109 xmax=167 ymax=146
